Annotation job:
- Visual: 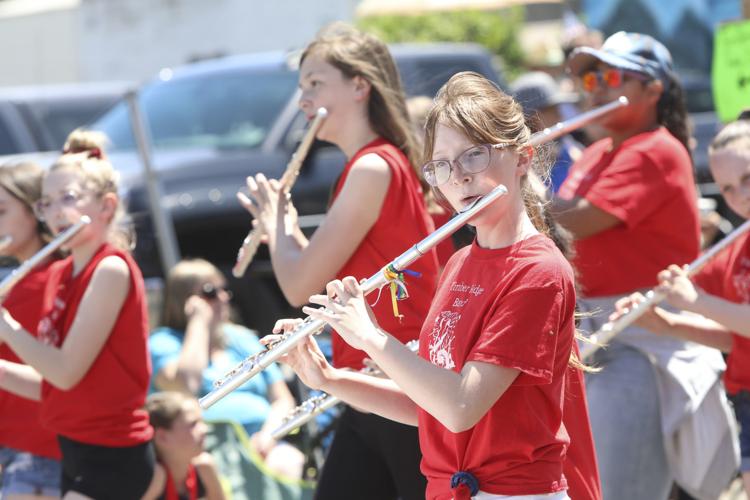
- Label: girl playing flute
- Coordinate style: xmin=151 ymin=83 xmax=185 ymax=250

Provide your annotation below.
xmin=614 ymin=118 xmax=750 ymax=496
xmin=239 ymin=23 xmax=439 ymax=500
xmin=271 ymin=71 xmax=595 ymax=500
xmin=0 ymin=161 xmax=62 ymax=499
xmin=0 ymin=149 xmax=155 ymax=500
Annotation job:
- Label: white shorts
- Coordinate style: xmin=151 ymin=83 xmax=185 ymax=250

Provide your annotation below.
xmin=473 ymin=491 xmax=570 ymax=500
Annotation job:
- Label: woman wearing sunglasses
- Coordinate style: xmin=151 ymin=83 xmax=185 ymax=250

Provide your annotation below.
xmin=149 ymin=258 xmax=306 ymax=479
xmin=549 ymin=32 xmax=731 ymax=500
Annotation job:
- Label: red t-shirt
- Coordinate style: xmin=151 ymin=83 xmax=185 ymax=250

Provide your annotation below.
xmin=558 ymin=127 xmax=700 ymax=297
xmin=37 ymin=243 xmax=153 ymax=446
xmin=0 ymin=259 xmax=61 ymax=459
xmin=331 ymin=138 xmax=439 ymax=369
xmin=693 ymin=232 xmax=750 ymax=394
xmin=562 ymin=346 xmax=602 ymax=500
xmin=417 ymin=235 xmax=575 ymax=499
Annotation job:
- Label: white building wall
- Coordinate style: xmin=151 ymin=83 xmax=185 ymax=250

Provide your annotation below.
xmin=0 ymin=0 xmax=358 ymax=86
xmin=0 ymin=0 xmax=81 ymax=85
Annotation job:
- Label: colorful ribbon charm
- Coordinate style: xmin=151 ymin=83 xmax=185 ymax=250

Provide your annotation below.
xmin=381 ymin=265 xmax=421 ymax=321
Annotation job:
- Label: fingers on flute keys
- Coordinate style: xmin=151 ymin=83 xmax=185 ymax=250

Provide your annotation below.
xmin=610 ymin=292 xmax=646 ymax=321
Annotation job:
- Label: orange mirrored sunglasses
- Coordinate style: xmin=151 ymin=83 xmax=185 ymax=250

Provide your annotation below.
xmin=580 ymin=68 xmax=651 ymax=92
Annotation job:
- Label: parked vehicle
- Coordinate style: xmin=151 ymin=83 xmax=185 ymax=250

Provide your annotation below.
xmin=87 ymin=43 xmax=505 ymax=333
xmin=0 ymin=82 xmax=129 ymax=155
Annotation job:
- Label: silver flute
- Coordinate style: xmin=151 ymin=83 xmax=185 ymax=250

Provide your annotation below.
xmin=0 ymin=216 xmax=91 ymax=297
xmin=232 ymin=107 xmax=328 ymax=278
xmin=530 ymin=96 xmax=628 ymax=147
xmin=271 ymin=340 xmax=419 ymax=440
xmin=201 ymin=97 xmax=629 ymax=409
xmin=581 ymin=217 xmax=750 ymax=360
xmin=200 ymin=183 xmax=508 ymax=409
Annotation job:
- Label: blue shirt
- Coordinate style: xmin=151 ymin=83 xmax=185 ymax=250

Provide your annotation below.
xmin=149 ymin=323 xmax=283 ymax=435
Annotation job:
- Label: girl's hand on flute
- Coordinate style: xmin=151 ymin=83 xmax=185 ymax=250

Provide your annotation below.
xmin=238 ymin=174 xmax=283 ymax=235
xmin=304 ymin=277 xmax=381 ymax=352
xmin=264 ymin=320 xmax=332 ymax=391
xmin=656 ymin=264 xmax=702 ymax=312
xmin=611 ymin=292 xmax=670 ymax=334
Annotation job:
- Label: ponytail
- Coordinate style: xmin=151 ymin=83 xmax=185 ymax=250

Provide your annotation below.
xmin=656 ymin=74 xmax=691 ymax=155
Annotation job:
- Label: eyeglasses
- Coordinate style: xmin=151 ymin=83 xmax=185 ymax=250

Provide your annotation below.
xmin=422 ymin=143 xmax=517 ymax=187
xmin=33 ymin=190 xmax=97 ymax=221
xmin=200 ymin=283 xmax=232 ymax=301
xmin=580 ymin=68 xmax=651 ymax=93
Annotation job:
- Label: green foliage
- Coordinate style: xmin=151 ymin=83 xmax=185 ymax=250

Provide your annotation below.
xmin=357 ymin=8 xmax=526 ymax=79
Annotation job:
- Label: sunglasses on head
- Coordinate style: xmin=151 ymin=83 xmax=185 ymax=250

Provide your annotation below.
xmin=200 ymin=283 xmax=231 ymax=300
xmin=580 ymin=68 xmax=651 ymax=93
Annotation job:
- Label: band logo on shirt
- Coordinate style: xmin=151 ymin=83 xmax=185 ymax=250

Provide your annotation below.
xmin=448 ymin=281 xmax=485 ymax=297
xmin=428 ymin=311 xmax=460 ymax=369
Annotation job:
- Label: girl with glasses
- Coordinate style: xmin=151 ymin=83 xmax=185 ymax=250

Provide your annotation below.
xmin=549 ymin=32 xmax=731 ymax=500
xmin=150 ymin=258 xmax=306 ymax=479
xmin=0 ymin=147 xmax=155 ymax=500
xmin=239 ymin=23 xmax=439 ymax=500
xmin=0 ymin=162 xmax=62 ymax=500
xmin=269 ymin=71 xmax=597 ymax=500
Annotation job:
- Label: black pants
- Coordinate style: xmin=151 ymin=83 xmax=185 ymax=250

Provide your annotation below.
xmin=58 ymin=435 xmax=155 ymax=500
xmin=314 ymin=407 xmax=426 ymax=500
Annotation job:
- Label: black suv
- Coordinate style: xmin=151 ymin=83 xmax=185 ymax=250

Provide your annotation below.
xmin=87 ymin=43 xmax=505 ymax=333
xmin=0 ymin=83 xmax=128 ymax=155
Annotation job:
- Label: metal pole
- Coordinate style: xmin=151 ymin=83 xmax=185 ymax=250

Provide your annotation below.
xmin=125 ymin=90 xmax=181 ymax=274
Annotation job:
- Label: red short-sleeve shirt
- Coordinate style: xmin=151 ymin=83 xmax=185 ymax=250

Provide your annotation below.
xmin=693 ymin=232 xmax=750 ymax=394
xmin=558 ymin=128 xmax=700 ymax=297
xmin=417 ymin=235 xmax=576 ymax=499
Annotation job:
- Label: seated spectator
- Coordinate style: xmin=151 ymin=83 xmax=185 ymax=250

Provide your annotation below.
xmin=511 ymin=71 xmax=583 ymax=192
xmin=149 ymin=259 xmax=305 ymax=479
xmin=142 ymin=391 xmax=226 ymax=500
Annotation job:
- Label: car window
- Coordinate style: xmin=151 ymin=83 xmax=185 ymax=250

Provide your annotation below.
xmin=0 ymin=118 xmax=18 ymax=155
xmin=93 ymin=69 xmax=298 ymax=151
xmin=398 ymin=58 xmax=488 ymax=97
xmin=23 ymin=99 xmax=119 ymax=150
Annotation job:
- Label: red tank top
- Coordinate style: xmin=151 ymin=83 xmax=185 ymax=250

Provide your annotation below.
xmin=38 ymin=244 xmax=153 ymax=446
xmin=0 ymin=259 xmax=61 ymax=458
xmin=331 ymin=138 xmax=439 ymax=369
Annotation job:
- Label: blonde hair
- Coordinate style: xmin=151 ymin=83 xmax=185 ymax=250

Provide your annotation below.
xmin=709 ymin=119 xmax=750 ymax=156
xmin=47 ymin=150 xmax=133 ymax=251
xmin=63 ymin=129 xmax=109 ymax=159
xmin=423 ymin=71 xmax=592 ymax=371
xmin=0 ymin=162 xmax=51 ymax=243
xmin=160 ymin=258 xmax=224 ymax=331
xmin=301 ymin=23 xmax=425 ymax=188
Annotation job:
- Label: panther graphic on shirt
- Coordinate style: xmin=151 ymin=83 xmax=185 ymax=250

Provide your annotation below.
xmin=427 ymin=311 xmax=461 ymax=369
